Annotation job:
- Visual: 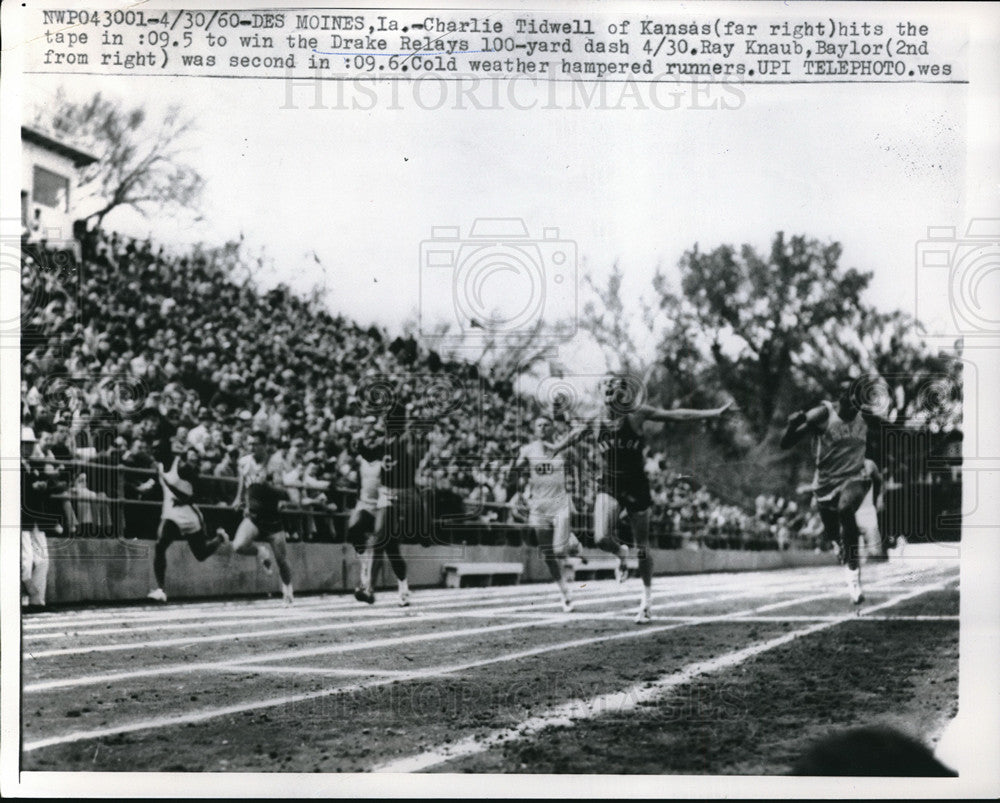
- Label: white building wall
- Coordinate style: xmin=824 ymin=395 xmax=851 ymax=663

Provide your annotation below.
xmin=22 ymin=138 xmax=80 ymax=241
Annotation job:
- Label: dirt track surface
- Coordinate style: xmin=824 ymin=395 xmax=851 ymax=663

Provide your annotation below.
xmin=20 ymin=548 xmax=959 ymax=774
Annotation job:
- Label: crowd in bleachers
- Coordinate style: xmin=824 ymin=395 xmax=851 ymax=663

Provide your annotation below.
xmin=20 ymin=230 xmax=828 ymax=550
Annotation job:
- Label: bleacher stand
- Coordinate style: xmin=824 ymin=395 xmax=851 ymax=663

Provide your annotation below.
xmin=21 ymin=230 xmax=826 ymax=552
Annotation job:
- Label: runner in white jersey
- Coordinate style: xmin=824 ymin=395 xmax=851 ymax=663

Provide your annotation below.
xmin=509 ymin=416 xmax=583 ymax=612
xmin=147 ymin=454 xmax=227 ymax=603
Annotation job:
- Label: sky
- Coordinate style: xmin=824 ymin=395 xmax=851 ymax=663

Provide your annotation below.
xmin=25 ymin=51 xmax=971 ymax=375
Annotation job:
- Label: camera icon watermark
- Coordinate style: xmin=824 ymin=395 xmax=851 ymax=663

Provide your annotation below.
xmin=915 ymin=218 xmax=1000 ymax=337
xmin=351 ymin=372 xmax=489 ymax=550
xmin=515 ymin=371 xmax=649 ymax=437
xmin=419 ymin=218 xmax=577 ymax=347
xmin=845 ymin=370 xmax=971 ymax=553
xmin=354 ymin=371 xmax=481 ymax=430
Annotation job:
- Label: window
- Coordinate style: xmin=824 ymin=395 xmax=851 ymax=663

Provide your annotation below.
xmin=32 ymin=165 xmax=69 ymax=211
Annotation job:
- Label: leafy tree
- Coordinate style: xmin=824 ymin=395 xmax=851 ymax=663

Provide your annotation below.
xmin=583 ymin=232 xmax=962 ymax=500
xmin=36 ymin=89 xmax=203 ymax=227
xmin=665 ymin=233 xmax=874 ymax=444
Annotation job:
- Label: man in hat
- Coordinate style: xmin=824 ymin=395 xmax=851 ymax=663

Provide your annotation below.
xmin=147 ymin=454 xmax=228 ymax=603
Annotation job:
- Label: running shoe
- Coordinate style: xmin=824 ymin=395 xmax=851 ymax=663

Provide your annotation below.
xmin=634 ymin=603 xmax=652 ymax=624
xmin=147 ymin=588 xmax=168 ymax=603
xmin=846 ymin=567 xmax=864 ymax=605
xmin=398 ymin=589 xmax=411 ymax=608
xmin=354 ymin=586 xmax=376 ymax=605
xmin=561 ymin=596 xmax=575 ymax=613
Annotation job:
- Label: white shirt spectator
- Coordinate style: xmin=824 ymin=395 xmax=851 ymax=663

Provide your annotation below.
xmin=186 ymin=422 xmax=211 ymax=454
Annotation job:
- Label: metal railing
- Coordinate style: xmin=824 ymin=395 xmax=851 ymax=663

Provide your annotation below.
xmin=21 ymin=456 xmax=794 ymax=551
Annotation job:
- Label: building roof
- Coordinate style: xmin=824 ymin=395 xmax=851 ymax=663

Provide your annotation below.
xmin=21 ymin=125 xmax=98 ymax=168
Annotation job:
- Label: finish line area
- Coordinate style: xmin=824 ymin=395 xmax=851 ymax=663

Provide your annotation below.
xmin=20 ymin=545 xmax=959 ymax=775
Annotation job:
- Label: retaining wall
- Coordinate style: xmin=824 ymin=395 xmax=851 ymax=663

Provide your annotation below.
xmin=40 ymin=537 xmax=838 ymax=604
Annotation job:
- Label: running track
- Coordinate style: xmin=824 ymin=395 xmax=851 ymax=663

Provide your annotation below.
xmin=19 ymin=546 xmax=960 ymax=773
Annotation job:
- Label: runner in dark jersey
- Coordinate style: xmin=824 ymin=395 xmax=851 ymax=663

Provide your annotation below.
xmin=557 ymin=374 xmax=733 ymax=623
xmin=355 ymin=403 xmax=429 ymax=606
xmin=781 ymin=377 xmax=885 ymax=604
xmin=223 ymin=432 xmax=296 ymax=605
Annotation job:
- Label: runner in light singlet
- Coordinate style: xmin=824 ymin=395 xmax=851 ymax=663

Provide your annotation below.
xmin=349 ymin=417 xmax=388 ymax=603
xmin=557 ymin=375 xmax=733 ymax=623
xmin=147 ymin=454 xmax=227 ymax=603
xmin=781 ymin=377 xmax=884 ymax=604
xmin=508 ymin=416 xmax=585 ymax=612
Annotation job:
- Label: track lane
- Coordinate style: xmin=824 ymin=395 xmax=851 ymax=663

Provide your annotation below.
xmin=21 ymin=560 xmax=957 ymax=759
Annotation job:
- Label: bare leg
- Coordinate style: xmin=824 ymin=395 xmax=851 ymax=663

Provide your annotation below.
xmin=189 ymin=528 xmax=226 ymax=561
xmin=268 ymin=531 xmax=293 ymax=585
xmin=268 ymin=531 xmax=294 ymax=604
xmin=838 ymin=481 xmax=869 ymax=604
xmin=152 ymin=520 xmax=180 ymax=590
xmin=231 ymin=518 xmax=274 ymax=576
xmin=630 ymin=509 xmax=653 ymax=622
xmin=594 ymin=492 xmax=630 ymax=584
xmin=537 ymin=525 xmax=572 ymax=609
xmin=384 ymin=536 xmax=410 ymax=606
xmin=592 ymin=492 xmax=624 ymax=553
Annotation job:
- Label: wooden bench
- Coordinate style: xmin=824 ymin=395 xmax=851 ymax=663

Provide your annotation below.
xmin=563 ymin=556 xmax=639 ymax=582
xmin=442 ymin=562 xmax=524 ymax=588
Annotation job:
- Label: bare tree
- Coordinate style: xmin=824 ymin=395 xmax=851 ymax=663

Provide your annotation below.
xmin=37 ymin=89 xmax=203 ymax=227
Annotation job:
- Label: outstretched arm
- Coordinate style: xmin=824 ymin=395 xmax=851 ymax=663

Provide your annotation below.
xmin=639 ymin=400 xmax=734 ymax=424
xmin=550 ymin=421 xmax=592 ymax=456
xmin=780 ymin=404 xmax=830 ymax=449
xmin=504 ymin=448 xmax=529 ymax=497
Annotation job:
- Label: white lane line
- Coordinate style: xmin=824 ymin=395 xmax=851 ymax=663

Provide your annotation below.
xmin=21 ymin=587 xmax=585 ymax=641
xmin=20 ymin=580 xmax=771 ymax=664
xmin=18 ymin=575 xmax=879 ymax=660
xmin=19 ymin=568 xmax=849 ymax=656
xmin=158 ymin=583 xmax=959 ymax=674
xmin=22 ymin=561 xmax=933 ymax=647
xmin=22 ymin=615 xmax=564 ymax=692
xmin=216 ymin=665 xmax=413 ymax=677
xmin=22 ymin=574 xmax=815 ymax=640
xmin=20 ymin=584 xmax=563 ymax=629
xmin=370 ymin=581 xmax=953 ymax=773
xmin=22 ymin=565 xmax=954 ymax=684
xmin=23 ymin=558 xmax=935 ymax=629
xmin=454 ymin=613 xmax=960 ymax=623
xmin=21 ymin=574 xmax=951 ymax=754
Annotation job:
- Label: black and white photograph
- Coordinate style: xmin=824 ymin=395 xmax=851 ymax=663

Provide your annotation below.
xmin=1 ymin=0 xmax=998 ymax=796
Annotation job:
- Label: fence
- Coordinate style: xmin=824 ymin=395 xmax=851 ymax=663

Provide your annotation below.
xmin=22 ymin=457 xmax=789 ymax=552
